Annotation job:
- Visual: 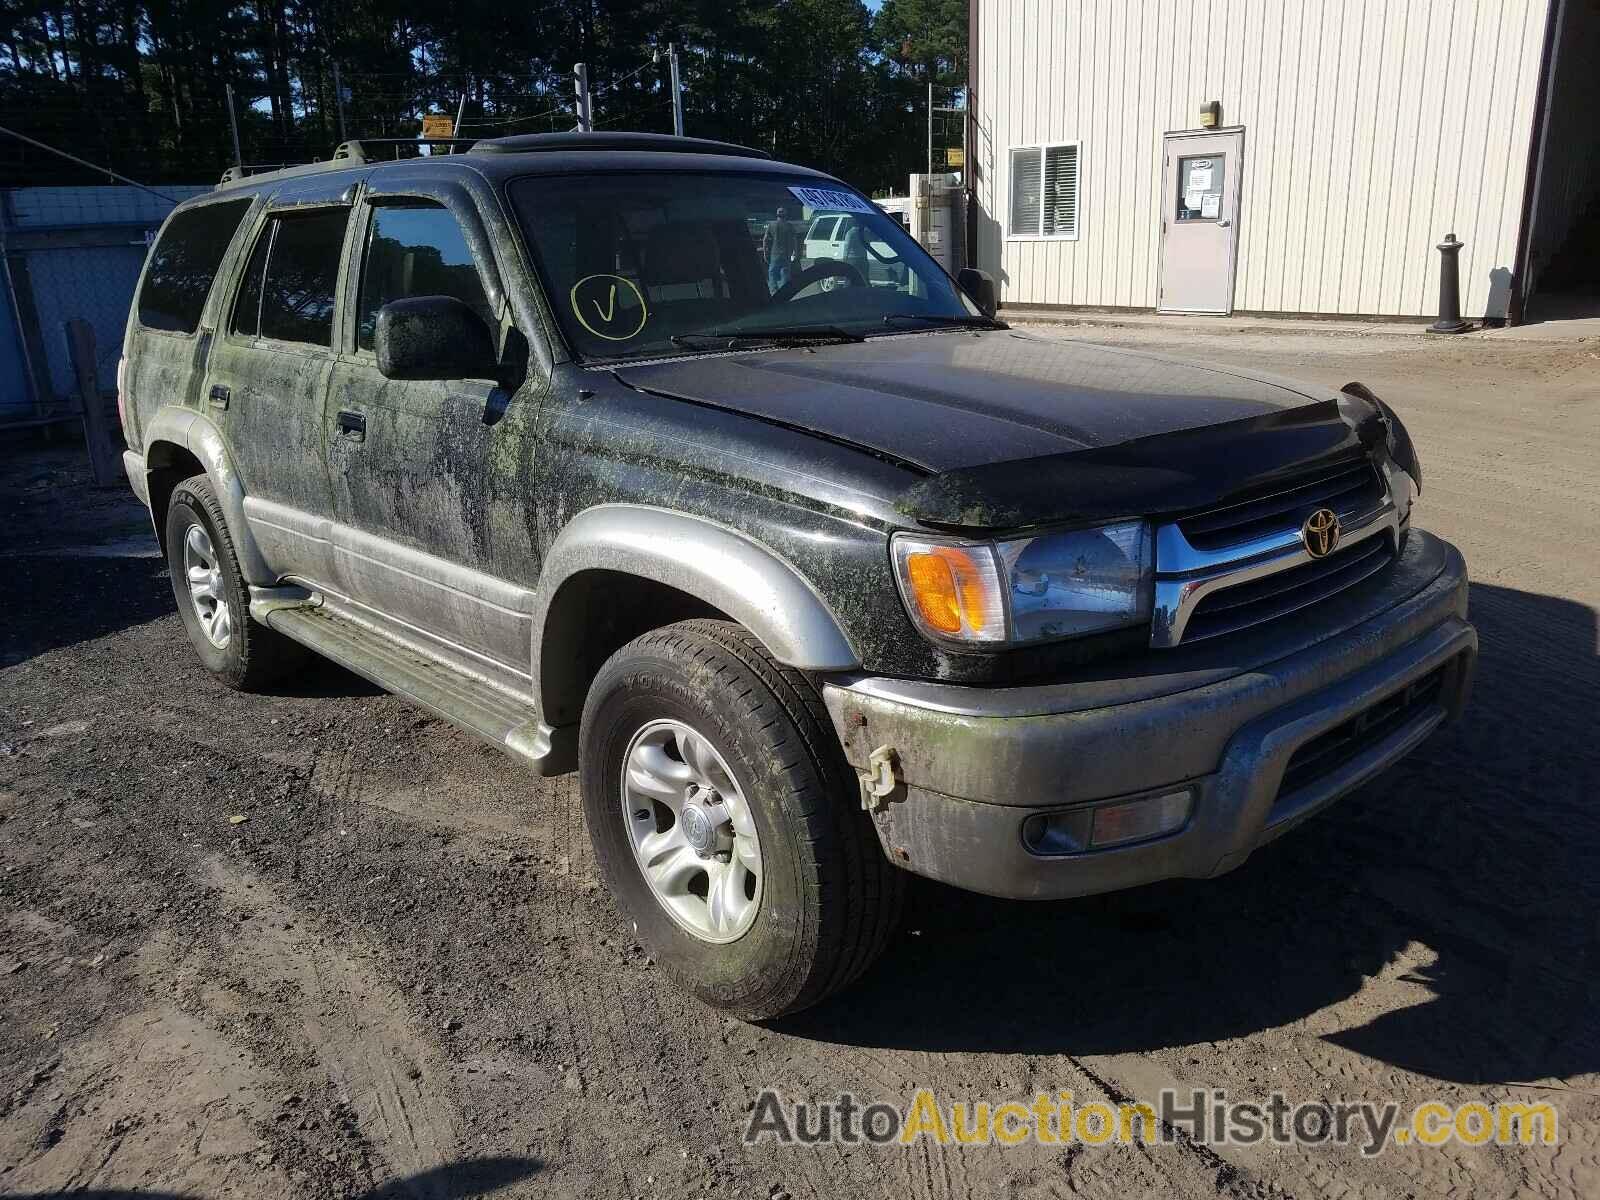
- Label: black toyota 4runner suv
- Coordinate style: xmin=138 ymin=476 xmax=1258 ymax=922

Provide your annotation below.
xmin=119 ymin=132 xmax=1476 ymax=1018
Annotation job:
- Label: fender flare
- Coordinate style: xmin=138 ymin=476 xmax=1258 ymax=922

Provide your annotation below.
xmin=142 ymin=405 xmax=274 ymax=584
xmin=532 ymin=505 xmax=860 ymax=718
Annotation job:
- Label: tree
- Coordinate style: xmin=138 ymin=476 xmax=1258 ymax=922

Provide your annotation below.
xmin=872 ymin=0 xmax=966 ymax=85
xmin=0 ymin=0 xmax=968 ymax=194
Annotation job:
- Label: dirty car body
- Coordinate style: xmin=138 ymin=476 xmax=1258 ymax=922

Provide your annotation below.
xmin=117 ymin=133 xmax=1474 ymax=1015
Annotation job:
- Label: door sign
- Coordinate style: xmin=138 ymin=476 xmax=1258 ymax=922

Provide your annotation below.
xmin=1177 ymin=155 xmax=1225 ymax=223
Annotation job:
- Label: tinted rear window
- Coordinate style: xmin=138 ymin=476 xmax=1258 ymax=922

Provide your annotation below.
xmin=137 ymin=199 xmax=252 ymax=334
xmin=258 ymin=209 xmax=349 ymax=346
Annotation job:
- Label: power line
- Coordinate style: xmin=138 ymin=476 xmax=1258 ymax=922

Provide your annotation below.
xmin=593 ymin=98 xmax=673 ymax=131
xmin=458 ymin=104 xmax=567 ymax=129
xmin=0 ymin=122 xmax=180 ymax=201
xmin=590 ymin=57 xmax=657 ymax=97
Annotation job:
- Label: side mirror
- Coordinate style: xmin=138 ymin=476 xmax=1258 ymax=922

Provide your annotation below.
xmin=375 ymin=296 xmax=499 ymax=382
xmin=957 ymin=268 xmax=997 ymax=318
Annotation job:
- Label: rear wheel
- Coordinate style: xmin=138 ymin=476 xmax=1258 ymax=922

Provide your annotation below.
xmin=579 ymin=619 xmax=903 ymax=1019
xmin=164 ymin=475 xmax=307 ymax=690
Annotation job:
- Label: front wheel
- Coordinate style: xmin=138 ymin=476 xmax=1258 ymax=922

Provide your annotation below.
xmin=579 ymin=619 xmax=903 ymax=1019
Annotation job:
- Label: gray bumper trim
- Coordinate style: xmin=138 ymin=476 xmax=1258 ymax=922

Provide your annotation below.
xmin=123 ymin=450 xmax=150 ymax=506
xmin=822 ymin=531 xmax=1476 ymax=900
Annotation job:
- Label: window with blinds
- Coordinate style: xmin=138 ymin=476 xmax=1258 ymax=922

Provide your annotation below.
xmin=1008 ymin=143 xmax=1080 ymax=239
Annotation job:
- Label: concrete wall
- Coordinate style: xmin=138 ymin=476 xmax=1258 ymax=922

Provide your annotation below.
xmin=971 ymin=0 xmax=1554 ymax=318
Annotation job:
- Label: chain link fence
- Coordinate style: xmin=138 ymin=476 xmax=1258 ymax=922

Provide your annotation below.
xmin=2 ymin=184 xmax=208 ymax=431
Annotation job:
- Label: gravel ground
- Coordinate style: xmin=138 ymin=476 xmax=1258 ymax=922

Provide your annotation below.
xmin=1 ymin=325 xmax=1597 ymax=1199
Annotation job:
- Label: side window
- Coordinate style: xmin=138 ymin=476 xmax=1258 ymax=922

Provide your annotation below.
xmin=257 ymin=208 xmax=349 ymax=346
xmin=1008 ymin=143 xmax=1080 ymax=239
xmin=137 ymin=199 xmax=251 ymax=334
xmin=356 ymin=204 xmax=493 ymax=352
xmin=230 ymin=221 xmax=273 ymax=337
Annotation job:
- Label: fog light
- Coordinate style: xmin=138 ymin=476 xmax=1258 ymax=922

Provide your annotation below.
xmin=1021 ymin=789 xmax=1194 ymax=856
xmin=1089 ymin=790 xmax=1193 ymax=848
xmin=1021 ymin=808 xmax=1092 ymax=854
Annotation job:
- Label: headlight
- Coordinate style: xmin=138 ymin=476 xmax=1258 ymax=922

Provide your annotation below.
xmin=892 ymin=520 xmax=1152 ymax=647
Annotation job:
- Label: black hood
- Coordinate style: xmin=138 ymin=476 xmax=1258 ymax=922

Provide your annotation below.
xmin=612 ymin=330 xmax=1387 ymax=530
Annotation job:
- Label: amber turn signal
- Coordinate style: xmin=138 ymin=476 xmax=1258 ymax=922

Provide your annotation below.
xmin=892 ymin=539 xmax=1007 ymax=643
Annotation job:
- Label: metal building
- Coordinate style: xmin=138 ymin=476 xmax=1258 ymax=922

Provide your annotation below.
xmin=1 ymin=185 xmax=208 ymax=427
xmin=967 ymin=0 xmax=1600 ymax=322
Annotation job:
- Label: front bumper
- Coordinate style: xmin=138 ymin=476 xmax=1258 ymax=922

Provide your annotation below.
xmin=823 ymin=530 xmax=1476 ymax=900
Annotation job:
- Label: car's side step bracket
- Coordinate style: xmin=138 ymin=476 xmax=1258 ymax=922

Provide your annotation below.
xmin=261 ymin=600 xmax=573 ymax=775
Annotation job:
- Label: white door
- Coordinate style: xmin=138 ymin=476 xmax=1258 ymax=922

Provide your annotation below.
xmin=1158 ymin=129 xmax=1243 ymax=315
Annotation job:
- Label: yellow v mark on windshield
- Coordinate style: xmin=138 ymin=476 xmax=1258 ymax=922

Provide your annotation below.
xmin=591 ymin=284 xmax=618 ymax=324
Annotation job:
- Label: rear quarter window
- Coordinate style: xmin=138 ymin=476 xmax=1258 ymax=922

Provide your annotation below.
xmin=137 ymin=199 xmax=252 ymax=334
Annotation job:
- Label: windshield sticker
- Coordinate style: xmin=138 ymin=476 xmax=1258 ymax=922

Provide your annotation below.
xmin=570 ymin=274 xmax=649 ymax=341
xmin=787 ymin=186 xmax=875 ymax=215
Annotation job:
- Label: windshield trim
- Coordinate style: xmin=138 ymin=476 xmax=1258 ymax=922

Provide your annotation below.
xmin=503 ymin=167 xmax=975 ymax=365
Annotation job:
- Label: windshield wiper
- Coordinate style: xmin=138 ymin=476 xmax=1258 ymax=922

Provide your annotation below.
xmin=671 ymin=325 xmax=866 ymax=348
xmin=881 ymin=313 xmax=1009 ymax=330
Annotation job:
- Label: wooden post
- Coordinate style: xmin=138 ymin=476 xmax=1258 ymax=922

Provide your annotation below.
xmin=64 ymin=319 xmax=120 ymax=487
xmin=4 ymin=251 xmax=54 ymax=422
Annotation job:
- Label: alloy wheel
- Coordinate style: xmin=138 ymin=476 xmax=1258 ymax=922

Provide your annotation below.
xmin=620 ymin=718 xmax=763 ymax=943
xmin=183 ymin=523 xmax=231 ymax=649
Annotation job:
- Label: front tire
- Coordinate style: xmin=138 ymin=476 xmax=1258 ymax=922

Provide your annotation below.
xmin=164 ymin=475 xmax=306 ymax=690
xmin=579 ymin=619 xmax=903 ymax=1019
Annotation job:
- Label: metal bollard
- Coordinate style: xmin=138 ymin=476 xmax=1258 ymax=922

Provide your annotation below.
xmin=1428 ymin=233 xmax=1470 ymax=334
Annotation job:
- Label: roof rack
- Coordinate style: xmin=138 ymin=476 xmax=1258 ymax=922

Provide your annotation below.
xmin=219 ymin=160 xmax=324 ymax=187
xmin=471 ymin=132 xmax=770 ymax=159
xmin=214 ymin=138 xmax=482 ymax=189
xmin=214 ymin=131 xmax=771 ymax=190
xmin=334 ymin=137 xmax=480 ymax=159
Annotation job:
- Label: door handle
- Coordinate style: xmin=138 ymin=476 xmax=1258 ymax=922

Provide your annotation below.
xmin=336 ymin=409 xmax=367 ymax=442
xmin=208 ymin=384 xmax=230 ymax=410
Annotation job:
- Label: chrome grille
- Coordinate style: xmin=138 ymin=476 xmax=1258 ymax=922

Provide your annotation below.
xmin=1178 ymin=458 xmax=1385 ymax=550
xmin=1181 ymin=534 xmax=1395 ymax=643
xmin=1151 ymin=455 xmax=1400 ymax=648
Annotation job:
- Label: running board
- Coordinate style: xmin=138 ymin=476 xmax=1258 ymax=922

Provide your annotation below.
xmin=262 ymin=601 xmax=572 ymax=774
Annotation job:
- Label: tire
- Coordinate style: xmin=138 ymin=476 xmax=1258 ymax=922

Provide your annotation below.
xmin=580 ymin=618 xmax=904 ymax=1019
xmin=164 ymin=474 xmax=308 ymax=690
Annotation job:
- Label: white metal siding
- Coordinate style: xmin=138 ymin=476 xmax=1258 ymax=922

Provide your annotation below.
xmin=973 ymin=0 xmax=1553 ymax=318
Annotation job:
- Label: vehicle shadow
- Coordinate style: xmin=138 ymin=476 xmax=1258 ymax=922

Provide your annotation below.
xmin=0 ymin=1153 xmax=542 ymax=1199
xmin=0 ymin=547 xmax=378 ymax=699
xmin=0 ymin=552 xmax=174 ymax=668
xmin=780 ymin=581 xmax=1600 ymax=1087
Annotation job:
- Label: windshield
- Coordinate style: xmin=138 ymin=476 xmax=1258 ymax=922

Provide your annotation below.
xmin=508 ymin=170 xmax=978 ymax=359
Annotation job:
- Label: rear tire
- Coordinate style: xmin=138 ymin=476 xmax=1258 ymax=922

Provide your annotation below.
xmin=164 ymin=475 xmax=308 ymax=690
xmin=579 ymin=619 xmax=903 ymax=1019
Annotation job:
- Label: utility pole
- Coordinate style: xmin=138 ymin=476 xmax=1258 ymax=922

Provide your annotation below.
xmin=927 ymin=79 xmax=934 ymax=176
xmin=668 ymin=43 xmax=684 ymax=137
xmin=573 ymin=62 xmax=593 ymax=132
xmin=332 ymin=62 xmax=348 ymax=142
xmin=225 ymin=83 xmax=244 ymax=174
xmin=453 ymin=86 xmax=469 ymax=150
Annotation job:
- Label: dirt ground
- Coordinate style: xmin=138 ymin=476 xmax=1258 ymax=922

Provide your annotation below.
xmin=2 ymin=324 xmax=1597 ymax=1200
